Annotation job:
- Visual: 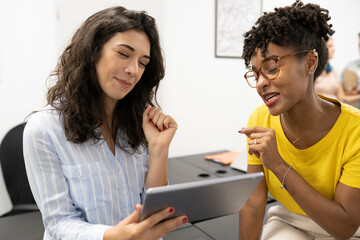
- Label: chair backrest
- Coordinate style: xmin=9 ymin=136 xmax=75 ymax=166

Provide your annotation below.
xmin=0 ymin=123 xmax=36 ymax=206
xmin=0 ymin=164 xmax=12 ymax=216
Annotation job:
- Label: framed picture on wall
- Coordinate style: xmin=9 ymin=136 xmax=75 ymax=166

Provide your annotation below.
xmin=215 ymin=0 xmax=262 ymax=58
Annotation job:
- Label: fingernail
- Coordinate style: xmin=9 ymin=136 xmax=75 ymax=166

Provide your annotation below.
xmin=158 ymin=128 xmax=162 ymax=132
xmin=238 ymin=130 xmax=242 ymax=133
xmin=149 ymin=118 xmax=152 ymax=122
xmin=169 ymin=207 xmax=174 ymax=213
xmin=182 ymin=217 xmax=188 ymax=223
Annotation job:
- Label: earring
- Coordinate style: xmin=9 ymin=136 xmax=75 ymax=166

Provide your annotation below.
xmin=312 ymin=49 xmax=318 ymax=57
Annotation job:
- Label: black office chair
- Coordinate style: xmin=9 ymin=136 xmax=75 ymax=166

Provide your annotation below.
xmin=0 ymin=123 xmax=38 ymax=217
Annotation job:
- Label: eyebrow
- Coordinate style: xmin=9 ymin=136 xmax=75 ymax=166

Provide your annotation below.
xmin=116 ymin=44 xmax=150 ymax=59
xmin=251 ymin=54 xmax=279 ymax=70
xmin=262 ymin=55 xmax=278 ymax=63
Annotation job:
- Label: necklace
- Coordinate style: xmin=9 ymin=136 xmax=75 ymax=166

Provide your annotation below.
xmin=281 ymin=100 xmax=322 ymax=146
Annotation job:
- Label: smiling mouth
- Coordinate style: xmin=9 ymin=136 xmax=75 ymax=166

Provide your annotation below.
xmin=116 ymin=78 xmax=132 ymax=88
xmin=264 ymin=93 xmax=280 ymax=102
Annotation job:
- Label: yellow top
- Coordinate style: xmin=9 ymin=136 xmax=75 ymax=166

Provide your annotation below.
xmin=247 ymin=95 xmax=360 ymax=215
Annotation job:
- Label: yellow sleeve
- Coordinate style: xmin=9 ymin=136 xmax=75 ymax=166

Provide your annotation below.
xmin=340 ymin=147 xmax=360 ymax=189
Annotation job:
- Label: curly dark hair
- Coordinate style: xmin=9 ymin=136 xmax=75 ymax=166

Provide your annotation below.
xmin=242 ymin=0 xmax=334 ymax=81
xmin=47 ymin=6 xmax=164 ymax=152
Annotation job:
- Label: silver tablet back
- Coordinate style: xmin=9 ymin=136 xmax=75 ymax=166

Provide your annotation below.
xmin=140 ymin=172 xmax=263 ymax=223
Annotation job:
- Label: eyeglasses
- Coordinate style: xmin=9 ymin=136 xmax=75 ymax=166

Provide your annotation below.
xmin=244 ymin=49 xmax=315 ymax=88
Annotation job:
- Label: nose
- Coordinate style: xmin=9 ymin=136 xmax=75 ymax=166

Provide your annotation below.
xmin=125 ymin=59 xmax=139 ymax=78
xmin=256 ymin=73 xmax=270 ymax=89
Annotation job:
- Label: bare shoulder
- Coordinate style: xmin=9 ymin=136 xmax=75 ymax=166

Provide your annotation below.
xmin=321 ymin=98 xmax=341 ymax=131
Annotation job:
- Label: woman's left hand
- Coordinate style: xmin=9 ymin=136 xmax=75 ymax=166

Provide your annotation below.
xmin=142 ymin=105 xmax=178 ymax=148
xmin=240 ymin=126 xmax=285 ymax=171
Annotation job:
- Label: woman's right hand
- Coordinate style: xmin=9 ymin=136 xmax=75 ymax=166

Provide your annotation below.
xmin=240 ymin=126 xmax=284 ymax=172
xmin=104 ymin=204 xmax=187 ymax=240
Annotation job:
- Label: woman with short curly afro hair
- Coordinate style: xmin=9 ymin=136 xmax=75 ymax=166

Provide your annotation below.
xmin=239 ymin=1 xmax=360 ymax=239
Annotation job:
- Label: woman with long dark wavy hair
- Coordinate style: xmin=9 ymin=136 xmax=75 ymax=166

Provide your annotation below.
xmin=23 ymin=6 xmax=187 ymax=240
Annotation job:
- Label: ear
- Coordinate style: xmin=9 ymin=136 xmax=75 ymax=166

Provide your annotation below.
xmin=305 ymin=49 xmax=318 ymax=76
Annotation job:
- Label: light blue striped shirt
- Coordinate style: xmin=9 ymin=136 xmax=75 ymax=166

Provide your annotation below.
xmin=23 ymin=106 xmax=149 ymax=240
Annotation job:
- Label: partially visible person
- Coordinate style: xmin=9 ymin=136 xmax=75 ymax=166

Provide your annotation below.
xmin=315 ymin=37 xmax=360 ymax=104
xmin=238 ymin=1 xmax=360 ymax=239
xmin=343 ymin=32 xmax=360 ymax=108
xmin=23 ymin=6 xmax=187 ymax=240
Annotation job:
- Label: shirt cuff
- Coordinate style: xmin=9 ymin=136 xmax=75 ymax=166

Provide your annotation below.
xmin=89 ymin=224 xmax=112 ymax=240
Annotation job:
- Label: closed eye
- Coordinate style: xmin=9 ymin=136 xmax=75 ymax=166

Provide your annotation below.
xmin=139 ymin=61 xmax=147 ymax=68
xmin=266 ymin=67 xmax=278 ymax=75
xmin=118 ymin=52 xmax=129 ymax=58
xmin=139 ymin=58 xmax=150 ymax=68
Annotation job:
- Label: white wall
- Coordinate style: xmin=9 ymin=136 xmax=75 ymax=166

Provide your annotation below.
xmin=1 ymin=0 xmax=359 ymax=158
xmin=55 ymin=0 xmax=164 ymax=56
xmin=159 ymin=0 xmax=261 ymax=156
xmin=0 ymin=0 xmax=57 ymax=145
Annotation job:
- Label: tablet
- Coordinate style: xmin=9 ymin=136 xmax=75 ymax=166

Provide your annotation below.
xmin=140 ymin=172 xmax=263 ymax=223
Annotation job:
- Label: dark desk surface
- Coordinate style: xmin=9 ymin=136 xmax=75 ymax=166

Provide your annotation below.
xmin=168 ymin=150 xmax=245 ymax=184
xmin=0 ymin=151 xmax=269 ymax=240
xmin=0 ymin=210 xmax=43 ymax=240
xmin=192 ymin=201 xmax=279 ymax=240
xmin=165 ymin=150 xmax=245 ymax=240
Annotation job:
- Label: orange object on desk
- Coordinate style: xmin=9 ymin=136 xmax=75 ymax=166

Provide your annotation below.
xmin=204 ymin=151 xmax=241 ymax=165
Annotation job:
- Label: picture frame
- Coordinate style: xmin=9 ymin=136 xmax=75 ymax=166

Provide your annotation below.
xmin=215 ymin=0 xmax=262 ymax=58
